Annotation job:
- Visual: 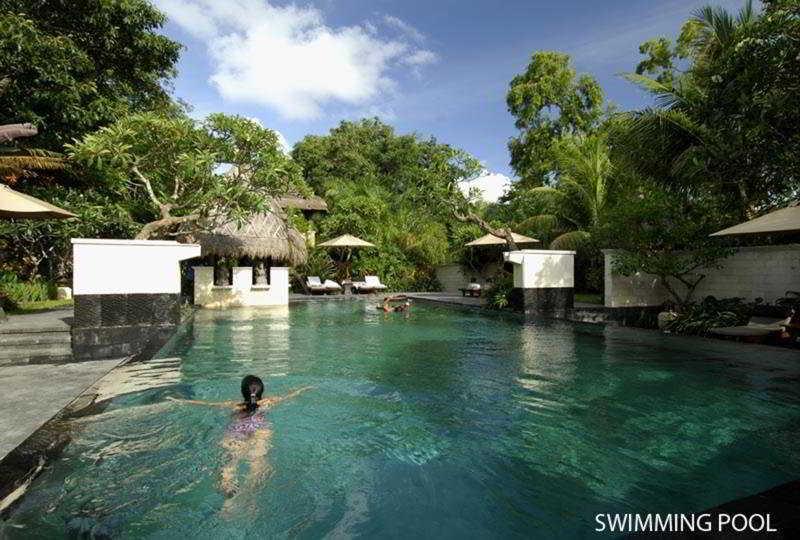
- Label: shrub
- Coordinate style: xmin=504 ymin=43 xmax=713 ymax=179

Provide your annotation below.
xmin=0 ymin=271 xmax=56 ymax=304
xmin=666 ymin=296 xmax=755 ymax=335
xmin=487 ymin=272 xmax=515 ymax=310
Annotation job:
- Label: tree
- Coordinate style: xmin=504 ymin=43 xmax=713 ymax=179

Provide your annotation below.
xmin=292 ymin=118 xmax=498 ymax=289
xmin=619 ymin=0 xmax=799 ymax=221
xmin=517 ymin=133 xmax=616 ymax=250
xmin=68 ymin=113 xmax=304 ymax=240
xmin=0 ymin=0 xmax=181 ymax=151
xmin=506 ymin=51 xmax=605 ymax=187
xmin=602 ymin=183 xmax=732 ymax=307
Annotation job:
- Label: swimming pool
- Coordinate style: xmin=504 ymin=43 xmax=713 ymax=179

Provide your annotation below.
xmin=7 ymin=301 xmax=800 ymax=538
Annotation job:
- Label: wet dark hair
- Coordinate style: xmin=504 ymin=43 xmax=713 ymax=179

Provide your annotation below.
xmin=241 ymin=375 xmax=264 ymax=412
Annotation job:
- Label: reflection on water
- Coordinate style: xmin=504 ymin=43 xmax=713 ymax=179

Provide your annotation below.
xmin=6 ymin=302 xmax=800 ymax=538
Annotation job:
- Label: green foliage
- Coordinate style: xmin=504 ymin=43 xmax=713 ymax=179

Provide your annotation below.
xmin=487 ymin=272 xmax=515 ymax=310
xmin=292 ymin=118 xmax=482 ymax=291
xmin=603 ymin=184 xmax=733 ymax=307
xmin=295 ymin=249 xmax=337 ymax=282
xmin=0 ymin=0 xmax=181 ymax=150
xmin=506 ymin=51 xmax=606 ymax=187
xmin=0 ymin=271 xmax=55 ymax=304
xmin=68 ymin=112 xmax=304 ymax=239
xmin=620 ymin=0 xmax=799 ymax=220
xmin=666 ymin=296 xmax=755 ymax=335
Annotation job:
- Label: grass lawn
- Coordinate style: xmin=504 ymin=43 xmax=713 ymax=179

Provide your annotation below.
xmin=575 ymin=293 xmax=603 ymax=305
xmin=8 ymin=299 xmax=74 ymax=314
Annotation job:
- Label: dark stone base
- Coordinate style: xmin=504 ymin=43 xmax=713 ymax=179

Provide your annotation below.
xmin=72 ymin=293 xmax=181 ymax=360
xmin=516 ymin=287 xmax=574 ymax=319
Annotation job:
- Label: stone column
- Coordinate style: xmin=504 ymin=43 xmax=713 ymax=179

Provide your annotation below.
xmin=71 ymin=239 xmax=200 ymax=360
xmin=504 ymin=249 xmax=575 ymax=318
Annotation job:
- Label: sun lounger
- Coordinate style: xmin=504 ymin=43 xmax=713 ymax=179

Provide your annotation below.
xmin=353 ymin=275 xmax=387 ymax=294
xmin=323 ymin=279 xmax=342 ymax=293
xmin=307 ymin=276 xmax=338 ymax=295
xmin=459 ymin=283 xmax=482 ymax=297
xmin=709 ymin=316 xmax=790 ymax=341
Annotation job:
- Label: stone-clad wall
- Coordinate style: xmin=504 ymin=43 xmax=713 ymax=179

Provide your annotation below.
xmin=71 ymin=239 xmax=200 ymax=360
xmin=72 ymin=293 xmax=180 ymax=360
xmin=604 ymin=245 xmax=800 ymax=308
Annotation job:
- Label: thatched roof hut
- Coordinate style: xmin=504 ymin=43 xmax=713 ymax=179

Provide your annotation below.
xmin=190 ymin=199 xmax=307 ymax=266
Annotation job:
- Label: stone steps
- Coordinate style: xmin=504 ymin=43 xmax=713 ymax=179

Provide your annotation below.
xmin=0 ymin=331 xmax=72 ymax=365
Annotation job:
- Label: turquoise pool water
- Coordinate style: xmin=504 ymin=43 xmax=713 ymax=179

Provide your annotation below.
xmin=7 ymin=301 xmax=800 ymax=538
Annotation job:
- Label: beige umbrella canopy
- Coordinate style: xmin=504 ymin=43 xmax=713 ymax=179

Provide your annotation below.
xmin=710 ymin=202 xmax=800 ymax=237
xmin=0 ymin=183 xmax=76 ymax=220
xmin=465 ymin=231 xmax=539 ymax=246
xmin=317 ymin=234 xmax=375 ymax=248
xmin=317 ymin=234 xmax=375 ymax=280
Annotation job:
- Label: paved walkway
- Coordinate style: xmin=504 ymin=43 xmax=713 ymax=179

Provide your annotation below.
xmin=0 ymin=308 xmax=72 ymax=334
xmin=0 ymin=358 xmax=124 ymax=462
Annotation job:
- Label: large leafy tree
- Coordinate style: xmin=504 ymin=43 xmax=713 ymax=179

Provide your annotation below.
xmin=69 ymin=113 xmax=304 ymax=240
xmin=292 ymin=118 xmax=485 ymax=290
xmin=506 ymin=51 xmax=605 ymax=187
xmin=618 ymin=0 xmax=799 ymax=221
xmin=0 ymin=0 xmax=181 ymax=151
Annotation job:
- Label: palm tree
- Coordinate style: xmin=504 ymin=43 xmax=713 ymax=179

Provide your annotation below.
xmin=517 ymin=133 xmax=614 ymax=249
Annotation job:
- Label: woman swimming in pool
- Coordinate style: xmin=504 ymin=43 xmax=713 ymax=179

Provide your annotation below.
xmin=167 ymin=375 xmax=311 ymax=511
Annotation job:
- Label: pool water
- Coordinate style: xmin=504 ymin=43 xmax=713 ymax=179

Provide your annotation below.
xmin=7 ymin=301 xmax=800 ymax=538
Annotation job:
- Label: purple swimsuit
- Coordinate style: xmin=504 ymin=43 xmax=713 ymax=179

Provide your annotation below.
xmin=226 ymin=411 xmax=267 ymax=438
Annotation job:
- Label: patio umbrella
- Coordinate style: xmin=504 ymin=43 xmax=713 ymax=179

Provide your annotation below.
xmin=465 ymin=231 xmax=539 ymax=247
xmin=0 ymin=183 xmax=76 ymax=220
xmin=710 ymin=202 xmax=800 ymax=237
xmin=317 ymin=234 xmax=375 ymax=279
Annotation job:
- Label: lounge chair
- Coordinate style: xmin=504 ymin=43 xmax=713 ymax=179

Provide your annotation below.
xmin=353 ymin=275 xmax=388 ymax=294
xmin=709 ymin=316 xmax=790 ymax=342
xmin=459 ymin=281 xmax=482 ymax=297
xmin=323 ymin=279 xmax=342 ymax=294
xmin=307 ymin=276 xmax=338 ymax=295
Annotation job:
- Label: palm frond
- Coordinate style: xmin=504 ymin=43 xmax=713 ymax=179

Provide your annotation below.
xmin=0 ymin=155 xmax=65 ymax=171
xmin=518 ymin=214 xmax=559 ymax=233
xmin=550 ymin=230 xmax=591 ymax=250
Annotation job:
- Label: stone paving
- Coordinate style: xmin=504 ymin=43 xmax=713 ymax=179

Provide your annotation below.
xmin=0 ymin=358 xmax=125 ymax=463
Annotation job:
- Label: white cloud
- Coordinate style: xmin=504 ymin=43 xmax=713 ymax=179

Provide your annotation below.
xmin=459 ymin=172 xmax=512 ymax=203
xmin=383 ymin=15 xmax=426 ymax=44
xmin=155 ymin=0 xmax=438 ymax=120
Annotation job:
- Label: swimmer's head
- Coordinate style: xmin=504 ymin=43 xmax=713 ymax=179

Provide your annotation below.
xmin=241 ymin=375 xmax=264 ymax=412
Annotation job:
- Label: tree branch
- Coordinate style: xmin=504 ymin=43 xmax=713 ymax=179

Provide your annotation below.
xmin=453 ymin=208 xmax=519 ymax=251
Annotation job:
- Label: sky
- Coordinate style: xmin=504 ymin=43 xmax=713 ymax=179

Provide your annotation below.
xmin=153 ymin=0 xmax=748 ymax=202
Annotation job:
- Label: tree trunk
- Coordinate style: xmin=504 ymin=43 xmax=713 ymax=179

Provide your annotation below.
xmin=134 ymin=214 xmax=199 ymax=240
xmin=454 ymin=210 xmax=519 ymax=251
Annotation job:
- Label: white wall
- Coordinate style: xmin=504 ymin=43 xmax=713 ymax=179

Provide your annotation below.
xmin=72 ymin=239 xmax=201 ymax=295
xmin=434 ymin=263 xmax=501 ymax=293
xmin=193 ymin=266 xmax=290 ymax=308
xmin=604 ymin=245 xmax=800 ymax=307
xmin=504 ymin=250 xmax=575 ymax=288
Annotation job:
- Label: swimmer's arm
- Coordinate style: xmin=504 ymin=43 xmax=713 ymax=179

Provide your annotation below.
xmin=165 ymin=396 xmax=237 ymax=409
xmin=259 ymin=386 xmax=314 ymax=406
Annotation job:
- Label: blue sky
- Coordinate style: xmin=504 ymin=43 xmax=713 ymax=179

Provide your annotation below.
xmin=154 ymin=0 xmax=747 ymax=200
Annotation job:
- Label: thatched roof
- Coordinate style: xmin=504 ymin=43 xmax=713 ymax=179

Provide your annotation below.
xmin=278 ymin=195 xmax=328 ymax=212
xmin=191 ymin=200 xmax=307 ymax=265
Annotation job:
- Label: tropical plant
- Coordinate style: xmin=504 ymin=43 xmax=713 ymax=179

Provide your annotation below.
xmin=0 ymin=271 xmax=55 ymax=304
xmin=487 ymin=271 xmax=515 ymax=310
xmin=68 ymin=113 xmax=305 ymax=240
xmin=617 ymin=0 xmax=799 ymax=221
xmin=665 ymin=296 xmax=755 ymax=335
xmin=517 ymin=133 xmax=615 ymax=250
xmin=604 ymin=183 xmax=733 ymax=308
